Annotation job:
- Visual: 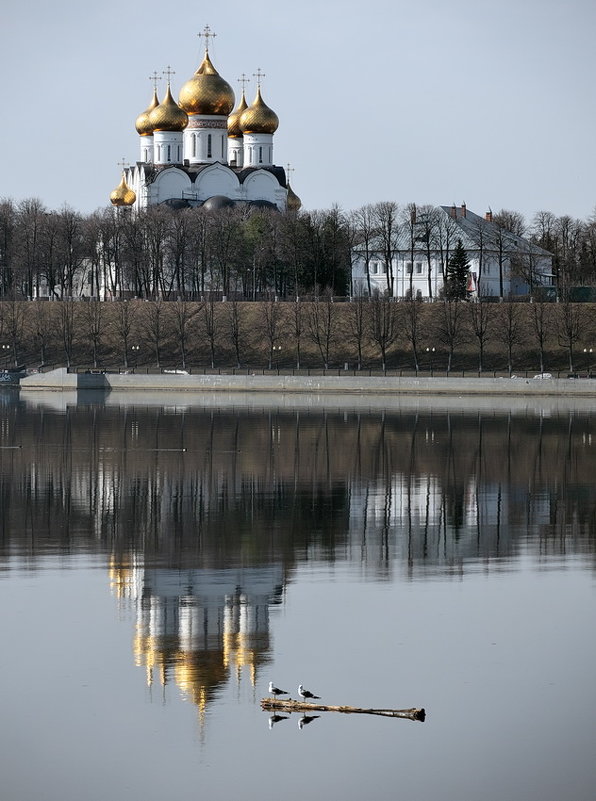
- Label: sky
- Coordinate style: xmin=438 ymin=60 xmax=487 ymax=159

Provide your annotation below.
xmin=1 ymin=0 xmax=595 ymax=223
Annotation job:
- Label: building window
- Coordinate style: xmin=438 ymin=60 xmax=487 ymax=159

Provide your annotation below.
xmin=415 ymin=262 xmax=423 ymax=275
xmin=167 ymin=145 xmax=171 ymax=162
xmin=259 ymin=146 xmax=263 ymax=163
xmin=406 ymin=262 xmax=413 ymax=274
xmin=207 ymin=134 xmax=212 ymax=158
xmin=192 ymin=135 xmax=196 ymax=158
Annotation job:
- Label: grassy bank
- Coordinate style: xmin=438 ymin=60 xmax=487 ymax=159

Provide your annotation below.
xmin=1 ymin=299 xmax=595 ymax=374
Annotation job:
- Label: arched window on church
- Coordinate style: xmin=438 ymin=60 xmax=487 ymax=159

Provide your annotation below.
xmin=207 ymin=134 xmax=212 ymax=159
xmin=167 ymin=145 xmax=171 ymax=162
xmin=259 ymin=146 xmax=263 ymax=164
xmin=192 ymin=135 xmax=196 ymax=158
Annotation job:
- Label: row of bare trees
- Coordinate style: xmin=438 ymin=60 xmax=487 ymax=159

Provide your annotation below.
xmin=2 ymin=197 xmax=596 ymax=303
xmin=1 ymin=297 xmax=593 ymax=375
xmin=0 ymin=199 xmax=352 ymax=301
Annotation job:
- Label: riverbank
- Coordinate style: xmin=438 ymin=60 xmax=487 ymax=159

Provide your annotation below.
xmin=17 ymin=367 xmax=596 ymax=397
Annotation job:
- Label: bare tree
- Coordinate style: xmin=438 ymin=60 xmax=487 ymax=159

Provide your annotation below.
xmin=290 ymin=299 xmax=304 ymax=369
xmin=144 ymin=299 xmax=166 ymax=368
xmin=112 ymin=301 xmax=136 ymax=368
xmin=261 ymin=299 xmax=282 ymax=369
xmin=3 ymin=300 xmax=25 ymax=366
xmin=555 ymin=301 xmax=586 ymax=373
xmin=170 ymin=300 xmax=197 ymax=370
xmin=226 ymin=300 xmax=244 ymax=368
xmin=495 ymin=301 xmax=523 ymax=376
xmin=434 ymin=301 xmax=466 ymax=374
xmin=530 ymin=301 xmax=552 ymax=373
xmin=402 ymin=297 xmax=424 ymax=372
xmin=30 ymin=300 xmax=53 ymax=366
xmin=368 ymin=297 xmax=399 ymax=371
xmin=307 ymin=296 xmax=337 ymax=369
xmin=57 ymin=301 xmax=76 ymax=368
xmin=202 ymin=297 xmax=218 ymax=369
xmin=345 ymin=295 xmax=368 ymax=370
xmin=373 ymin=201 xmax=399 ymax=296
xmin=350 ymin=205 xmax=377 ymax=297
xmin=82 ymin=301 xmax=105 ymax=368
xmin=467 ymin=301 xmax=494 ymax=373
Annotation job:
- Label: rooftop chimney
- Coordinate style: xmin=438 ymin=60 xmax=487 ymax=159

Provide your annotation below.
xmin=461 ymin=202 xmax=467 ymax=218
xmin=485 ymin=210 xmax=493 ymax=222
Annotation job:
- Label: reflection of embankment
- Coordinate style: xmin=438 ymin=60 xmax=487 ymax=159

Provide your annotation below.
xmin=110 ymin=556 xmax=283 ymax=718
xmin=0 ymin=404 xmax=594 ymax=573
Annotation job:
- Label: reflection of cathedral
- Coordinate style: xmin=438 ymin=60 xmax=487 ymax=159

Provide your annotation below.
xmin=110 ymin=555 xmax=284 ymax=717
xmin=110 ymin=25 xmax=301 ymax=212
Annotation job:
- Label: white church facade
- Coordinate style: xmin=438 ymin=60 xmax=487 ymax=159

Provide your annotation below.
xmin=110 ymin=28 xmax=300 ymax=213
xmin=352 ymin=204 xmax=554 ymax=299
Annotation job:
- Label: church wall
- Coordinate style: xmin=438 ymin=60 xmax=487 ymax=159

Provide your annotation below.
xmin=243 ymin=170 xmax=279 ymax=202
xmin=153 ymin=169 xmax=192 ymax=203
xmin=195 ymin=165 xmax=240 ymax=201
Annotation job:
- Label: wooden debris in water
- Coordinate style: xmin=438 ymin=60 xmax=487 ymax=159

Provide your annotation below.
xmin=261 ymin=698 xmax=425 ymax=722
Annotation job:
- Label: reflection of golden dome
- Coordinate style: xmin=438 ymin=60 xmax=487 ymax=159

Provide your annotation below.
xmin=227 ymin=91 xmax=247 ymax=138
xmin=135 ymin=88 xmax=159 ymax=136
xmin=178 ymin=52 xmax=235 ymax=116
xmin=287 ymin=183 xmax=301 ymax=212
xmin=148 ymin=85 xmax=188 ymax=132
xmin=110 ymin=174 xmax=136 ymax=207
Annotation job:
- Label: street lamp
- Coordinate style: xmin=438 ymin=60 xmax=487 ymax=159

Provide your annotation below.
xmin=131 ymin=344 xmax=140 ymax=370
xmin=426 ymin=346 xmax=436 ymax=375
xmin=272 ymin=344 xmax=282 ymax=371
xmin=583 ymin=347 xmax=593 ymax=375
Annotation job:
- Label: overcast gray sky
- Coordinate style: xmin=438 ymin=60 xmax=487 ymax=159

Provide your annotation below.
xmin=1 ymin=0 xmax=595 ymax=222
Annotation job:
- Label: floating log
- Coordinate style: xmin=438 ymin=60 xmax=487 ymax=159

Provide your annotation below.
xmin=261 ymin=698 xmax=425 ymax=722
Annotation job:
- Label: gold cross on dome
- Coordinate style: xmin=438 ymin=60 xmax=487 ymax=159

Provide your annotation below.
xmin=238 ymin=73 xmax=250 ymax=92
xmin=148 ymin=71 xmax=162 ymax=90
xmin=198 ymin=24 xmax=216 ymax=53
xmin=117 ymin=158 xmax=129 ymax=171
xmin=286 ymin=163 xmax=295 ymax=179
xmin=253 ymin=68 xmax=266 ymax=88
xmin=163 ymin=65 xmax=176 ymax=85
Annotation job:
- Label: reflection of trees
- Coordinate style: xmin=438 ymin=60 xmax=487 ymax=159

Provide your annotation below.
xmin=0 ymin=402 xmax=594 ymax=574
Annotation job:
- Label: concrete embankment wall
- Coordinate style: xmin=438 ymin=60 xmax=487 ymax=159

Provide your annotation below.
xmin=17 ymin=367 xmax=596 ymax=397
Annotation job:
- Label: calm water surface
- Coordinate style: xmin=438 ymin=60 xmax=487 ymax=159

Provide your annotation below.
xmin=1 ymin=391 xmax=595 ymax=801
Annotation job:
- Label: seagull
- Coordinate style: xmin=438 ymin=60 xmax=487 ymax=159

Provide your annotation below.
xmin=298 ymin=714 xmax=320 ymax=729
xmin=269 ymin=681 xmax=289 ymax=698
xmin=269 ymin=714 xmax=289 ymax=729
xmin=298 ymin=684 xmax=321 ymax=701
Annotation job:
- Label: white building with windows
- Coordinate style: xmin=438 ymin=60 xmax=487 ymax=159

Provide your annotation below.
xmin=109 ymin=28 xmax=301 ymax=214
xmin=352 ymin=204 xmax=553 ymax=299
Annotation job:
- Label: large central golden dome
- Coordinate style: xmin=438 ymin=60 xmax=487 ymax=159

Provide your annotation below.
xmin=240 ymin=87 xmax=279 ymax=134
xmin=148 ymin=85 xmax=188 ymax=132
xmin=178 ymin=52 xmax=235 ymax=116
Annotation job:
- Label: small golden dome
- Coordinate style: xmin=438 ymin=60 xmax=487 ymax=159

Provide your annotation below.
xmin=240 ymin=87 xmax=279 ymax=134
xmin=178 ymin=52 xmax=235 ymax=116
xmin=228 ymin=91 xmax=247 ymax=138
xmin=110 ymin=174 xmax=136 ymax=207
xmin=287 ymin=182 xmax=301 ymax=212
xmin=135 ymin=88 xmax=159 ymax=136
xmin=148 ymin=85 xmax=188 ymax=132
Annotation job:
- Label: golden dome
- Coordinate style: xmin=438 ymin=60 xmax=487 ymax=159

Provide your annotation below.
xmin=228 ymin=90 xmax=247 ymax=138
xmin=135 ymin=88 xmax=159 ymax=136
xmin=287 ymin=183 xmax=302 ymax=212
xmin=110 ymin=174 xmax=136 ymax=207
xmin=178 ymin=52 xmax=235 ymax=116
xmin=240 ymin=87 xmax=279 ymax=134
xmin=148 ymin=85 xmax=188 ymax=132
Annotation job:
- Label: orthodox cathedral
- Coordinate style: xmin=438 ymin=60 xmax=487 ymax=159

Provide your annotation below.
xmin=110 ymin=27 xmax=300 ymax=213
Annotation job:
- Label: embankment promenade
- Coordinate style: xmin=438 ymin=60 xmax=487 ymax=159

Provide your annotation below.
xmin=16 ymin=367 xmax=596 ymax=397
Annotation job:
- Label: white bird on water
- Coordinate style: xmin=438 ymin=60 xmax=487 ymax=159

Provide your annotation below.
xmin=298 ymin=684 xmax=321 ymax=701
xmin=268 ymin=681 xmax=289 ymax=698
